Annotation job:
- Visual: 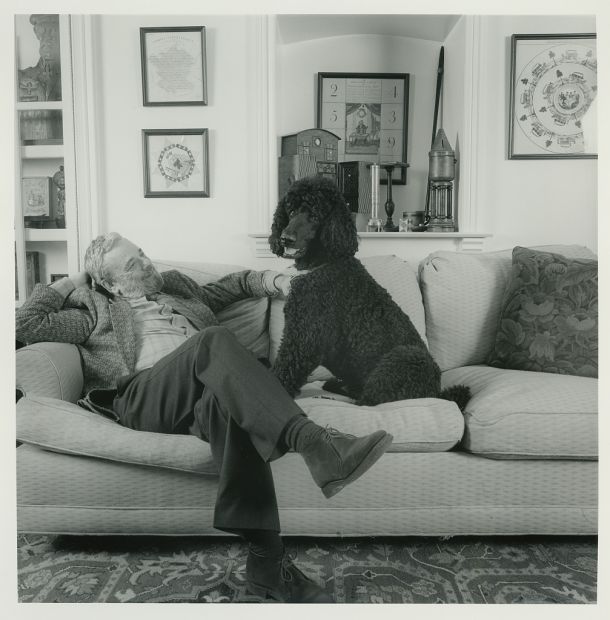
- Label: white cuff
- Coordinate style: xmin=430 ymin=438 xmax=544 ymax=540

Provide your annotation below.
xmin=261 ymin=270 xmax=281 ymax=296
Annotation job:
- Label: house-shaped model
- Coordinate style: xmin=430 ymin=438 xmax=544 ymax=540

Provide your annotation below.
xmin=281 ymin=128 xmax=340 ymax=163
xmin=278 ymin=128 xmax=342 ymax=198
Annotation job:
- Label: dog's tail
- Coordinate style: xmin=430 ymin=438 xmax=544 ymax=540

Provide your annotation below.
xmin=439 ymin=385 xmax=471 ymax=412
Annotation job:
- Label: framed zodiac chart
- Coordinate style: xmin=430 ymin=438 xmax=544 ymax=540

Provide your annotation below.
xmin=508 ymin=33 xmax=597 ymax=159
xmin=317 ymin=72 xmax=410 ymax=184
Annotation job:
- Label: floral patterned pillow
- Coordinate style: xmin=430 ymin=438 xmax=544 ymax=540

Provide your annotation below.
xmin=487 ymin=246 xmax=597 ymax=378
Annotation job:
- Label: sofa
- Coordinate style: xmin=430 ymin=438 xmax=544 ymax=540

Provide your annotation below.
xmin=15 ymin=246 xmax=598 ymax=537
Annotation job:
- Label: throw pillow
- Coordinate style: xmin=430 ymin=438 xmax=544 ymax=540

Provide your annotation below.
xmin=487 ymin=246 xmax=597 ymax=378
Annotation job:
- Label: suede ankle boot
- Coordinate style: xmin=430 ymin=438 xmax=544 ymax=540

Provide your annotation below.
xmin=246 ymin=547 xmax=333 ymax=603
xmin=300 ymin=427 xmax=393 ymax=498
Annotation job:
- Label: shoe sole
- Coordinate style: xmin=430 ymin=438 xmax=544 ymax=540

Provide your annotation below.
xmin=245 ymin=582 xmax=283 ymax=602
xmin=321 ymin=432 xmax=393 ymax=499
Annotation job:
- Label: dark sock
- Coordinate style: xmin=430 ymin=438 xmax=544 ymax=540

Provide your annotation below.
xmin=282 ymin=414 xmax=325 ymax=453
xmin=245 ymin=529 xmax=284 ymax=558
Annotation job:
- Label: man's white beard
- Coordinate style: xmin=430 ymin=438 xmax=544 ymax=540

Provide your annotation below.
xmin=118 ymin=271 xmax=164 ymax=298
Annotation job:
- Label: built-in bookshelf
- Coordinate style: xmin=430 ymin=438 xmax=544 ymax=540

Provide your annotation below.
xmin=14 ymin=14 xmax=79 ymax=305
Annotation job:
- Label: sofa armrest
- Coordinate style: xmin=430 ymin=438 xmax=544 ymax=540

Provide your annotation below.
xmin=16 ymin=343 xmax=83 ymax=403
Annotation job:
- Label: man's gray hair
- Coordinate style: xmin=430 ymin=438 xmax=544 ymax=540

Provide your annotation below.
xmin=84 ymin=232 xmax=122 ymax=286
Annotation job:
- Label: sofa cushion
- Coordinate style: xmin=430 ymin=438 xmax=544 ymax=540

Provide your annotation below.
xmin=487 ymin=246 xmax=597 ymax=378
xmin=442 ymin=366 xmax=597 ymax=459
xmin=419 ymin=245 xmax=597 ymax=372
xmin=154 ymin=260 xmax=269 ymax=359
xmin=296 ymin=385 xmax=464 ymax=452
xmin=16 ymin=395 xmax=217 ymax=475
xmin=269 ymin=255 xmax=426 ymax=380
xmin=16 ymin=390 xmax=463 ymax=477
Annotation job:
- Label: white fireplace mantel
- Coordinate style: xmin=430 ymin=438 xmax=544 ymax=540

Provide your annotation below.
xmin=249 ymin=232 xmax=492 ymax=263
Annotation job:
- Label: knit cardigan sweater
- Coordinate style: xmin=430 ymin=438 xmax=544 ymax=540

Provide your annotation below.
xmin=16 ymin=269 xmax=274 ymax=394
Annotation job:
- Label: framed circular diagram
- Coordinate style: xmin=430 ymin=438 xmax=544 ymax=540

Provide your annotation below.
xmin=142 ymin=128 xmax=209 ymax=197
xmin=509 ymin=33 xmax=597 ymax=159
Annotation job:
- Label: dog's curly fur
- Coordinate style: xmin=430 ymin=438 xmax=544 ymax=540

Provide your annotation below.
xmin=269 ymin=176 xmax=470 ymax=409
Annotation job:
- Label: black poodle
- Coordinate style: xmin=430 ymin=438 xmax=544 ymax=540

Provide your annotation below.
xmin=269 ymin=176 xmax=470 ymax=409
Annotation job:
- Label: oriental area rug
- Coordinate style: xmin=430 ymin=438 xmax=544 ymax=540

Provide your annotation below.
xmin=17 ymin=534 xmax=597 ymax=604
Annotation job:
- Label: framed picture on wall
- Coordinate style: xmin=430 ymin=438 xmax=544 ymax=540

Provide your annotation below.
xmin=317 ymin=72 xmax=409 ymax=184
xmin=508 ymin=33 xmax=597 ymax=159
xmin=142 ymin=129 xmax=210 ymax=198
xmin=140 ymin=26 xmax=207 ymax=106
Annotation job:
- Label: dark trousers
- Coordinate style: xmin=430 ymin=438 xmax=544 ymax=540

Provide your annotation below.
xmin=112 ymin=326 xmax=304 ymax=536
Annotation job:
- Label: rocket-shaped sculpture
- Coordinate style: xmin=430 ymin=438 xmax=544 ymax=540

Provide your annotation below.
xmin=427 ymin=129 xmax=456 ymax=232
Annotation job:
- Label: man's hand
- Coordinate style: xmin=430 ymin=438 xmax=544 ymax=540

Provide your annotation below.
xmin=273 ymin=273 xmax=294 ymax=297
xmin=262 ymin=270 xmax=296 ymax=298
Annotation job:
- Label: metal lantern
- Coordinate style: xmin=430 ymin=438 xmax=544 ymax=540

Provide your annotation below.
xmin=427 ymin=129 xmax=456 ymax=232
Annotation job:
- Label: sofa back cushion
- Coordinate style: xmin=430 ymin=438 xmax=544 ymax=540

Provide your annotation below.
xmin=268 ymin=255 xmax=427 ymax=373
xmin=154 ymin=260 xmax=270 ymax=359
xmin=419 ymin=245 xmax=596 ymax=372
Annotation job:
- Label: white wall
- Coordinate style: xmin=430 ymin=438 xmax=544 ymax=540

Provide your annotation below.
xmin=95 ymin=15 xmax=278 ymax=268
xmin=93 ymin=14 xmax=598 ymax=271
xmin=454 ymin=15 xmax=597 ymax=252
xmin=277 ymin=34 xmax=441 ymax=220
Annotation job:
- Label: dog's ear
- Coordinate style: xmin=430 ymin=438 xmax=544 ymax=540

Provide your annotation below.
xmin=269 ymin=195 xmax=289 ymax=256
xmin=318 ymin=193 xmax=358 ymax=260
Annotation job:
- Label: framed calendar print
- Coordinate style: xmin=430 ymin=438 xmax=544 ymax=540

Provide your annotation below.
xmin=317 ymin=72 xmax=410 ymax=184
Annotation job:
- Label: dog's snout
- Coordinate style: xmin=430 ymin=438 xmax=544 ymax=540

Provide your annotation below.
xmin=280 ymin=232 xmax=296 ymax=246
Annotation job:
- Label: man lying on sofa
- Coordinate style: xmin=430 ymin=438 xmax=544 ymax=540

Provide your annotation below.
xmin=15 ymin=232 xmax=393 ymax=604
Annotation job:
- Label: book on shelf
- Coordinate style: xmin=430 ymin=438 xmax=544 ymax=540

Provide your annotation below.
xmin=25 ymin=251 xmax=41 ymax=297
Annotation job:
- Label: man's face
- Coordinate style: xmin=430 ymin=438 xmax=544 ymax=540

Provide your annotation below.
xmin=102 ymin=238 xmax=163 ymax=298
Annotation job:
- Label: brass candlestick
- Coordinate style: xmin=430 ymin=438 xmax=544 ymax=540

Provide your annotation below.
xmin=381 ymin=162 xmax=408 ymax=232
